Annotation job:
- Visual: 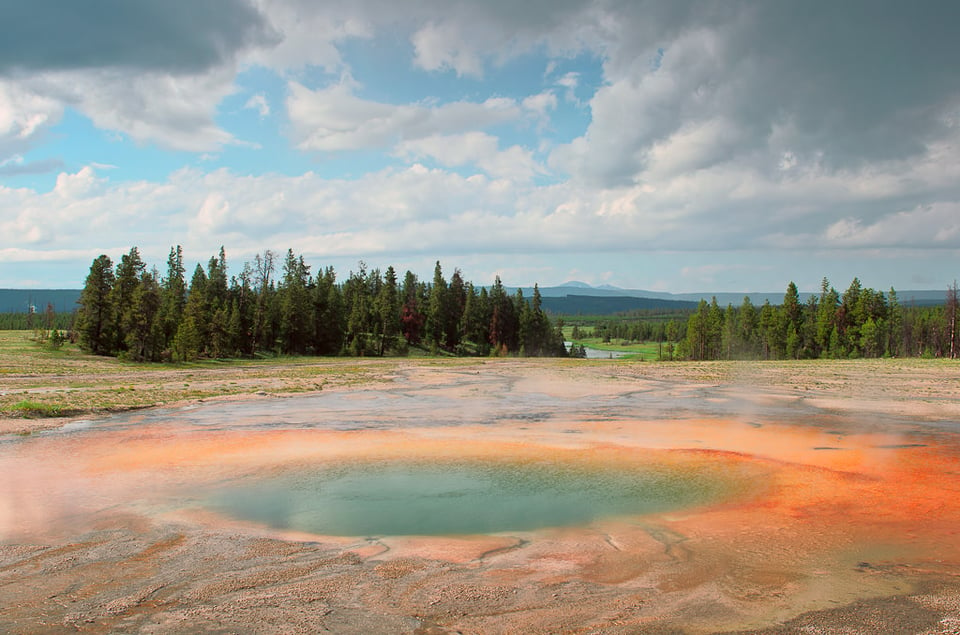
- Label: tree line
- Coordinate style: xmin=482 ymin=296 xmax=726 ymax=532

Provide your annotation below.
xmin=74 ymin=246 xmax=567 ymax=362
xmin=675 ymin=278 xmax=959 ymax=360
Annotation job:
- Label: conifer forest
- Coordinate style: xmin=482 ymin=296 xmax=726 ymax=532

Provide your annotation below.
xmin=73 ymin=246 xmax=567 ymax=362
xmin=38 ymin=246 xmax=960 ymax=363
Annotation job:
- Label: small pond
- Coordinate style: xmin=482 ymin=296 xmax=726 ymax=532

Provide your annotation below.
xmin=206 ymin=457 xmax=745 ymax=536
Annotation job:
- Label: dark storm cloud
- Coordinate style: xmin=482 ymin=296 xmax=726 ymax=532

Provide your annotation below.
xmin=730 ymin=0 xmax=960 ymax=166
xmin=0 ymin=0 xmax=278 ymax=75
xmin=552 ymin=0 xmax=960 ymax=186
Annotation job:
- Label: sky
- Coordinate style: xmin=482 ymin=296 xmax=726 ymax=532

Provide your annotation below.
xmin=1 ymin=0 xmax=959 ymax=293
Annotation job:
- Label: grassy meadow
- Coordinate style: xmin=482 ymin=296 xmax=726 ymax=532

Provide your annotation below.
xmin=3 ymin=329 xmax=959 ymax=435
xmin=0 ymin=330 xmax=395 ymax=430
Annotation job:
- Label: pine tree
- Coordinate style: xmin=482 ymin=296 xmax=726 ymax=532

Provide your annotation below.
xmin=445 ymin=269 xmax=466 ymax=350
xmin=251 ymin=250 xmax=275 ymax=353
xmin=887 ymin=287 xmax=903 ymax=357
xmin=841 ymin=277 xmax=864 ymax=355
xmin=488 ymin=276 xmax=516 ymax=355
xmin=159 ymin=245 xmax=186 ymax=354
xmin=738 ymin=296 xmax=759 ymax=358
xmin=279 ymin=249 xmax=313 ymax=354
xmin=721 ymin=304 xmax=737 ymax=359
xmin=426 ymin=261 xmax=447 ymax=350
xmin=343 ymin=262 xmax=372 ymax=355
xmin=77 ymin=254 xmax=116 ymax=355
xmin=376 ymin=266 xmax=400 ymax=356
xmin=314 ymin=266 xmax=344 ymax=355
xmin=182 ymin=264 xmax=209 ymax=356
xmin=685 ymin=299 xmax=715 ymax=360
xmin=111 ymin=247 xmax=146 ymax=353
xmin=124 ymin=271 xmax=162 ymax=361
xmin=816 ymin=279 xmax=839 ymax=357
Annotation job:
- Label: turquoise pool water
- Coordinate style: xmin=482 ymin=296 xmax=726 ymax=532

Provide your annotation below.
xmin=206 ymin=458 xmax=741 ymax=536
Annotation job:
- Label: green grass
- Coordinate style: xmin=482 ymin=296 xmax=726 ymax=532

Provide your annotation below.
xmin=9 ymin=400 xmax=69 ymax=418
xmin=0 ymin=330 xmax=392 ymax=422
xmin=562 ymin=327 xmax=664 ymax=359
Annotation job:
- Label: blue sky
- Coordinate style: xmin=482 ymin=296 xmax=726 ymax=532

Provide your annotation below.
xmin=1 ymin=1 xmax=959 ymax=293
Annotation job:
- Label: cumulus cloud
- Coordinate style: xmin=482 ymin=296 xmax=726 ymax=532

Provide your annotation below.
xmin=824 ymin=203 xmax=960 ymax=249
xmin=287 ymin=82 xmax=523 ymax=152
xmin=395 ymin=132 xmax=546 ymax=181
xmin=412 ymin=22 xmax=484 ymax=77
xmin=551 ymin=1 xmax=960 ymax=188
xmin=0 ymin=81 xmax=64 ymax=164
xmin=0 ymin=65 xmax=240 ymax=155
xmin=0 ymin=0 xmax=281 ymax=153
xmin=245 ymin=0 xmax=371 ymax=71
xmin=2 ymin=0 xmax=960 ymax=290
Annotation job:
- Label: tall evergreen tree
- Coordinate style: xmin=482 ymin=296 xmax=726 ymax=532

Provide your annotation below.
xmin=123 ymin=271 xmax=162 ymax=361
xmin=886 ymin=287 xmax=903 ymax=357
xmin=313 ymin=266 xmax=344 ymax=355
xmin=488 ymin=276 xmax=516 ymax=354
xmin=400 ymin=270 xmax=425 ymax=346
xmin=159 ymin=245 xmax=186 ymax=354
xmin=77 ymin=254 xmax=116 ymax=355
xmin=445 ymin=269 xmax=466 ymax=350
xmin=251 ymin=250 xmax=275 ymax=353
xmin=376 ymin=266 xmax=401 ymax=356
xmin=683 ymin=300 xmax=706 ymax=360
xmin=426 ymin=261 xmax=448 ymax=350
xmin=111 ymin=247 xmax=146 ymax=353
xmin=278 ymin=249 xmax=313 ymax=354
xmin=176 ymin=264 xmax=209 ymax=360
xmin=816 ymin=279 xmax=840 ymax=357
xmin=343 ymin=262 xmax=373 ymax=355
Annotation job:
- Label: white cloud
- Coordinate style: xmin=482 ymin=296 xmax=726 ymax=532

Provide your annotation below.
xmin=555 ymin=72 xmax=579 ymax=90
xmin=521 ymin=91 xmax=558 ymax=130
xmin=53 ymin=166 xmax=103 ymax=199
xmin=3 ymin=68 xmax=238 ymax=153
xmin=0 ymin=80 xmax=64 ymax=161
xmin=824 ymin=203 xmax=960 ymax=248
xmin=644 ymin=117 xmax=745 ymax=179
xmin=244 ymin=93 xmax=270 ymax=118
xmin=395 ymin=132 xmax=546 ymax=181
xmin=245 ymin=0 xmax=371 ymax=71
xmin=287 ymin=82 xmax=523 ymax=152
xmin=3 ymin=1 xmax=960 ymax=291
xmin=555 ymin=71 xmax=581 ymax=104
xmin=412 ymin=21 xmax=484 ymax=78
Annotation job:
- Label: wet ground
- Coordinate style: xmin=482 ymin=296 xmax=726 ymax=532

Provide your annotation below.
xmin=2 ymin=360 xmax=960 ymax=633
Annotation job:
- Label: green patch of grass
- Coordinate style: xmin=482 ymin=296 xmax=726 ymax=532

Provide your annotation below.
xmin=564 ymin=334 xmax=663 ymax=358
xmin=9 ymin=400 xmax=68 ymax=418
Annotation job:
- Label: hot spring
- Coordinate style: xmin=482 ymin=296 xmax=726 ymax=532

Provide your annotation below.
xmin=204 ymin=456 xmax=754 ymax=536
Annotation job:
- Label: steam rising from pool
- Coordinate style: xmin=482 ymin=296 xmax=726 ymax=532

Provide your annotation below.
xmin=207 ymin=459 xmax=745 ymax=536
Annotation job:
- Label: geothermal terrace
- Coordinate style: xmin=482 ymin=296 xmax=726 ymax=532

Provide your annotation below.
xmin=2 ymin=359 xmax=960 ymax=633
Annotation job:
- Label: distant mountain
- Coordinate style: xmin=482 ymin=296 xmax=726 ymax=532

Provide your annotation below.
xmin=1 ymin=285 xmax=946 ymax=317
xmin=0 ymin=289 xmax=81 ymax=314
xmin=540 ymin=295 xmax=697 ymax=315
xmin=510 ymin=283 xmax=947 ymax=315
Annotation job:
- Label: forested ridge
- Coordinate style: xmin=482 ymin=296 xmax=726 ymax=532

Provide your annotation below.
xmin=15 ymin=246 xmax=959 ymax=363
xmin=71 ymin=246 xmax=567 ymax=362
xmin=576 ymin=279 xmax=959 ymax=361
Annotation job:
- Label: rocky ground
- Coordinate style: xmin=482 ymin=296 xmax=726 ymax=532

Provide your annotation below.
xmin=2 ymin=349 xmax=960 ymax=633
